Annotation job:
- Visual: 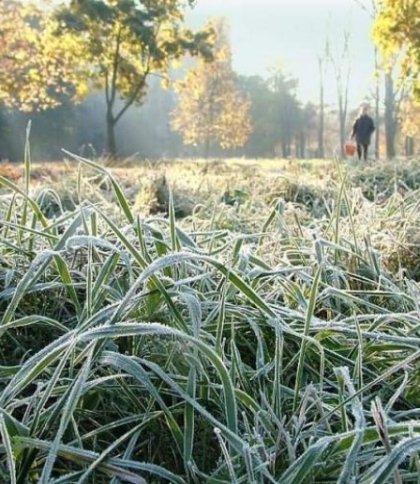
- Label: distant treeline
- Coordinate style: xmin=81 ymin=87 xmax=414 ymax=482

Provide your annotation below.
xmin=1 ymin=1 xmax=418 ymax=161
xmin=0 ymin=74 xmax=361 ymax=162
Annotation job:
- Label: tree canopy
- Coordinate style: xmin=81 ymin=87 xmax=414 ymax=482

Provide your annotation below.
xmin=171 ymin=19 xmax=251 ymax=156
xmin=55 ymin=0 xmax=213 ymax=155
xmin=0 ymin=1 xmax=86 ymax=112
xmin=373 ymin=0 xmax=420 ymax=99
xmin=238 ymin=67 xmax=307 ymax=158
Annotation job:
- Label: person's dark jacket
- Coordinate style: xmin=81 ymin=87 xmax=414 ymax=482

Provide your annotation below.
xmin=351 ymin=114 xmax=375 ymax=145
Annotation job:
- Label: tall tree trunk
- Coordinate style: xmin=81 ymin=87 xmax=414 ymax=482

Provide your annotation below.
xmin=318 ymin=58 xmax=325 ymax=158
xmin=405 ymin=136 xmax=414 ymax=157
xmin=384 ymin=72 xmax=396 ymax=159
xmin=329 ymin=32 xmax=351 ymax=159
xmin=374 ymin=46 xmax=380 ymax=159
xmin=286 ymin=139 xmax=291 ymax=157
xmin=106 ymin=109 xmax=117 ymax=157
xmin=338 ymin=96 xmax=347 ymax=158
xmin=281 ymin=140 xmax=287 ymax=158
xmin=299 ymin=130 xmax=306 ymax=158
xmin=295 ymin=135 xmax=302 ymax=158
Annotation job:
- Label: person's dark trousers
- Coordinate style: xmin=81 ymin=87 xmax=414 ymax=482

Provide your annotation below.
xmin=357 ymin=143 xmax=368 ymax=161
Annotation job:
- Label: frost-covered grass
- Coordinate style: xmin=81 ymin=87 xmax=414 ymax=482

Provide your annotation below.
xmin=0 ymin=152 xmax=419 ymax=482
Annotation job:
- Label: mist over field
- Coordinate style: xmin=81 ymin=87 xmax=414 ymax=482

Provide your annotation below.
xmin=187 ymin=0 xmax=374 ymax=104
xmin=0 ymin=0 xmax=387 ymax=162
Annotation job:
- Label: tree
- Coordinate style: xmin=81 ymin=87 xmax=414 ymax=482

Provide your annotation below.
xmin=171 ymin=19 xmax=251 ymax=157
xmin=0 ymin=1 xmax=86 ymax=112
xmin=400 ymin=95 xmax=420 ymax=156
xmin=327 ymin=32 xmax=351 ymax=158
xmin=377 ymin=55 xmax=407 ymax=159
xmin=297 ymin=103 xmax=317 ymax=158
xmin=317 ymin=41 xmax=329 ymax=158
xmin=267 ymin=66 xmax=300 ymax=158
xmin=353 ymin=0 xmax=381 ymax=158
xmin=239 ymin=69 xmax=305 ymax=158
xmin=238 ymin=75 xmax=276 ymax=157
xmin=56 ymin=0 xmax=213 ymax=156
xmin=373 ymin=0 xmax=420 ymax=100
xmin=317 ymin=56 xmax=326 ymax=158
xmin=384 ymin=66 xmax=399 ymax=159
xmin=356 ymin=0 xmax=409 ymax=159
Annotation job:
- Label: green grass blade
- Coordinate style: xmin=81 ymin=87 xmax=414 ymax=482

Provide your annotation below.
xmin=0 ymin=414 xmax=17 ymax=484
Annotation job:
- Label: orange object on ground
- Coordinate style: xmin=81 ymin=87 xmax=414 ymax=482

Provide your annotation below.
xmin=344 ymin=142 xmax=356 ymax=156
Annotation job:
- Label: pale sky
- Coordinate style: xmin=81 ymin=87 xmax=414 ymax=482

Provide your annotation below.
xmin=187 ymin=0 xmax=376 ymax=107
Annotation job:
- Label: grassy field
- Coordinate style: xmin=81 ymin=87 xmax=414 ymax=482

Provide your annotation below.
xmin=0 ymin=153 xmax=420 ymax=483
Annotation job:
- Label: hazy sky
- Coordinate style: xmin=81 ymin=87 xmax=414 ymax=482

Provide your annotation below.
xmin=187 ymin=0 xmax=375 ymax=107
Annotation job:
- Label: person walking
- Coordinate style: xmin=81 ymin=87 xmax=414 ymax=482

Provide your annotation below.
xmin=351 ymin=105 xmax=375 ymax=161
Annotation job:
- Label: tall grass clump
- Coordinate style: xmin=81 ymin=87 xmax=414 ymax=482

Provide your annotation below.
xmin=0 ymin=152 xmax=419 ymax=483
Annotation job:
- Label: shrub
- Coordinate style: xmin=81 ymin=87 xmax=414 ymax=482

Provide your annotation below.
xmin=0 ymin=163 xmax=22 ymax=182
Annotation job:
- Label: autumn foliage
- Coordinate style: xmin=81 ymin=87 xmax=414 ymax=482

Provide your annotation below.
xmin=0 ymin=1 xmax=87 ymax=112
xmin=373 ymin=0 xmax=420 ymax=99
xmin=55 ymin=0 xmax=213 ymax=155
xmin=172 ymin=19 xmax=252 ymax=155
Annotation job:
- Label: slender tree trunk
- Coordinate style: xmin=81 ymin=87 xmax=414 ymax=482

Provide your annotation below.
xmin=281 ymin=140 xmax=287 ymax=158
xmin=384 ymin=72 xmax=396 ymax=159
xmin=299 ymin=131 xmax=306 ymax=158
xmin=374 ymin=46 xmax=380 ymax=159
xmin=339 ymin=116 xmax=345 ymax=158
xmin=294 ymin=136 xmax=298 ymax=158
xmin=339 ymin=96 xmax=347 ymax=158
xmin=318 ymin=58 xmax=325 ymax=158
xmin=330 ymin=32 xmax=351 ymax=159
xmin=286 ymin=139 xmax=291 ymax=157
xmin=106 ymin=109 xmax=117 ymax=157
xmin=405 ymin=136 xmax=414 ymax=157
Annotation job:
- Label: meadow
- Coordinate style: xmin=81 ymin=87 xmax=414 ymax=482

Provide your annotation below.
xmin=0 ymin=152 xmax=420 ymax=483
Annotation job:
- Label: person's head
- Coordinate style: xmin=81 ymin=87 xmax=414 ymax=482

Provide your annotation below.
xmin=359 ymin=104 xmax=370 ymax=116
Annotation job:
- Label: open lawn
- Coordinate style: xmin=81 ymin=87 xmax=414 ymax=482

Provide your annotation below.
xmin=0 ymin=155 xmax=420 ymax=482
